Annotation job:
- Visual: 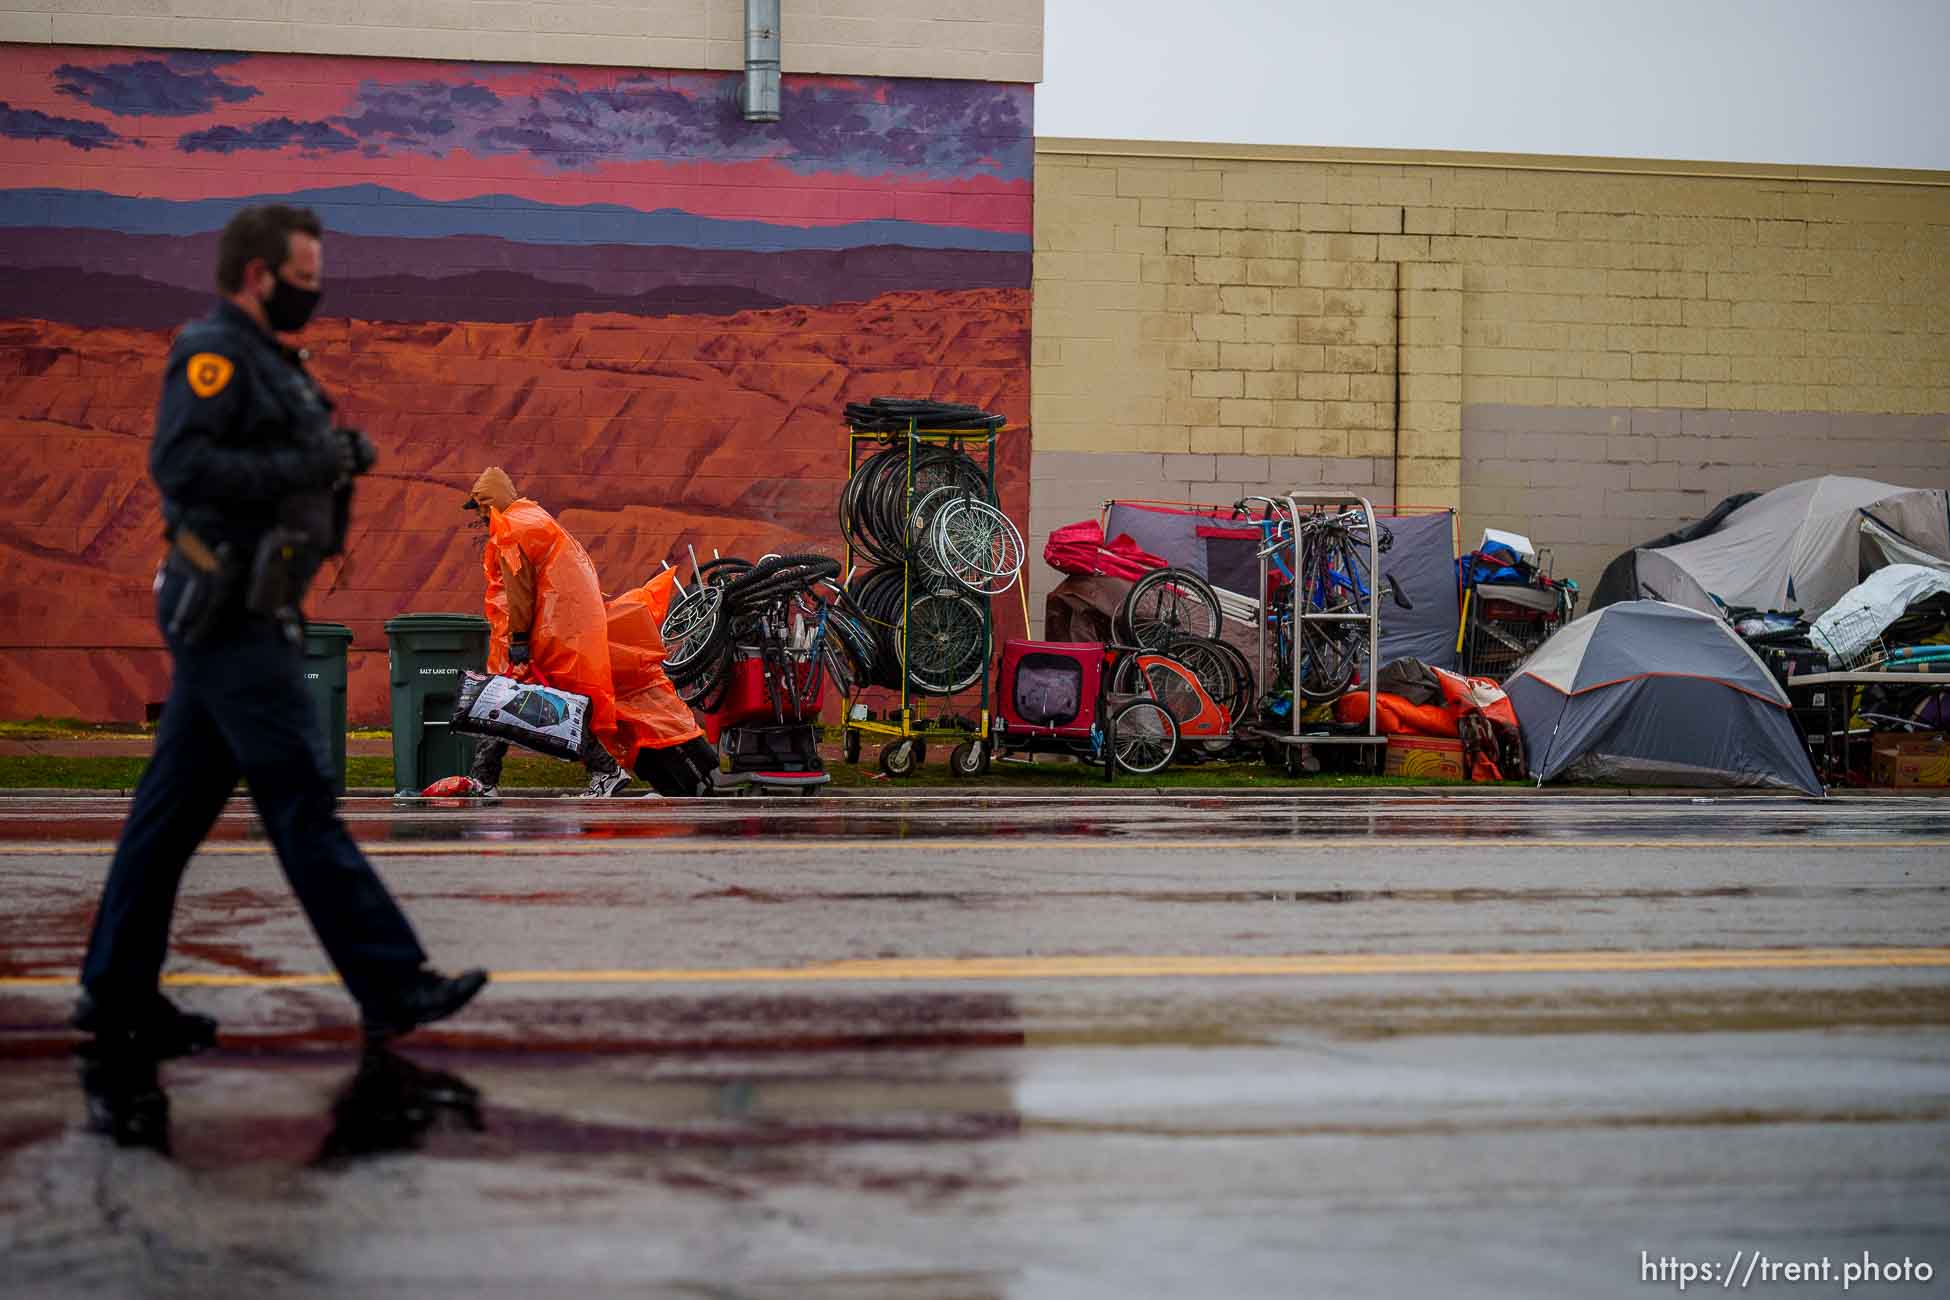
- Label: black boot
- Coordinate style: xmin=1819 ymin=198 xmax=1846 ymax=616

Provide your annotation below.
xmin=360 ymin=968 xmax=489 ymax=1042
xmin=72 ymin=990 xmax=218 ymax=1060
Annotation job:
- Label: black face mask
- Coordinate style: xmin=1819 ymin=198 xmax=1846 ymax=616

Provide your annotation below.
xmin=263 ymin=273 xmax=322 ymax=332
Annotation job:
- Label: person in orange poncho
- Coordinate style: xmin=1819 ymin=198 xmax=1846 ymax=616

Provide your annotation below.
xmin=603 ymin=568 xmax=721 ymax=797
xmin=463 ymin=467 xmax=630 ymax=797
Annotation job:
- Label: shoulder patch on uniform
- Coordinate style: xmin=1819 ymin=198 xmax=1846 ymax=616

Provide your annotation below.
xmin=186 ymin=352 xmax=234 ymax=399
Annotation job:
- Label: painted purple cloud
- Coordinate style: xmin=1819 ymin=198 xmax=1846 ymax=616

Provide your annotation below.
xmin=0 ymin=101 xmax=129 ymax=150
xmin=179 ymin=117 xmax=358 ymax=154
xmin=315 ymin=72 xmax=1031 ymax=179
xmin=333 ymin=79 xmax=501 ymax=147
xmin=54 ymin=57 xmax=259 ymax=117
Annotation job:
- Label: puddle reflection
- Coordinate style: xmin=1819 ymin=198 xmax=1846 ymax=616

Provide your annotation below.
xmin=315 ymin=1047 xmax=485 ymax=1166
xmin=11 ymin=795 xmax=1950 ymax=848
xmin=76 ymin=1043 xmax=170 ymax=1154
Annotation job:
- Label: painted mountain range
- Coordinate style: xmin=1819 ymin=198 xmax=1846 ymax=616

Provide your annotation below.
xmin=0 ymin=184 xmax=1029 ymax=250
xmin=1 ymin=226 xmax=1029 ymax=327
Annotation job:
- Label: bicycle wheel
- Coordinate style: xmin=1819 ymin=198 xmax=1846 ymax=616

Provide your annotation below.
xmin=1110 ymin=699 xmax=1178 ymax=775
xmin=902 ymin=587 xmax=989 ymax=694
xmin=1161 ymin=636 xmax=1238 ymax=720
xmin=822 ymin=604 xmax=881 ymax=692
xmin=1315 ymin=530 xmax=1376 ymax=618
xmin=849 ymin=567 xmax=910 ymax=689
xmin=1112 ymin=649 xmax=1215 ymax=730
xmin=1296 ymin=619 xmax=1361 ymax=701
xmin=1117 ymin=568 xmax=1223 ymax=649
xmin=932 ymin=497 xmax=1025 ymax=596
xmin=661 ymin=585 xmax=726 ymax=684
xmin=1209 ymin=637 xmax=1256 ymax=723
xmin=906 ymin=484 xmax=965 ymax=576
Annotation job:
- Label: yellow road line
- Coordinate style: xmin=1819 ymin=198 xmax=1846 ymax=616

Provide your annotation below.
xmin=0 ymin=838 xmax=1944 ymax=857
xmin=2 ymin=947 xmax=1946 ymax=990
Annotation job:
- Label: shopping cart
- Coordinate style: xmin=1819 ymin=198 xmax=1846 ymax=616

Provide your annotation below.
xmin=661 ymin=553 xmax=844 ymax=796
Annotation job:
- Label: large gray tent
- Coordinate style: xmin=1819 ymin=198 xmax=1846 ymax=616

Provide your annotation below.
xmin=1505 ymin=600 xmax=1823 ymax=795
xmin=1608 ymin=476 xmax=1950 ymax=620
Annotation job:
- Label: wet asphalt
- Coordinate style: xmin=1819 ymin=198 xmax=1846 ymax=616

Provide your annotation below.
xmin=1 ymin=793 xmax=1947 ymax=1298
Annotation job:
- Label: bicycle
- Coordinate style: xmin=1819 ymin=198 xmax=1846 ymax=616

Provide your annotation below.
xmin=1231 ymin=498 xmax=1414 ymax=705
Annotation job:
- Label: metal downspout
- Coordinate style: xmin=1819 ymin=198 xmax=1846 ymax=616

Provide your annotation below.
xmin=742 ymin=0 xmax=781 ymax=122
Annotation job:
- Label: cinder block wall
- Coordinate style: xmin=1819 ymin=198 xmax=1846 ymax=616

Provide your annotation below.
xmin=1032 ymin=139 xmax=1950 ymax=623
xmin=0 ymin=0 xmax=1044 ymax=82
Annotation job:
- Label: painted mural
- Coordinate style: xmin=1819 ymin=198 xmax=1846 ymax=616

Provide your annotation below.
xmin=0 ymin=47 xmax=1032 ymax=722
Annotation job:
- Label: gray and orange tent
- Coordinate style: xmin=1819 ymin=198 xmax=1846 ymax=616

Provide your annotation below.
xmin=1504 ymin=600 xmax=1823 ymax=794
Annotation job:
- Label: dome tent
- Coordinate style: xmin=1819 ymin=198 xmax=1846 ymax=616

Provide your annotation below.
xmin=1600 ymin=476 xmax=1950 ymax=620
xmin=1505 ymin=601 xmax=1823 ymax=795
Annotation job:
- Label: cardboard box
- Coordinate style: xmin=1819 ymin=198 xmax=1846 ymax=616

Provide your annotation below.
xmin=1383 ymin=734 xmax=1465 ymax=781
xmin=1869 ymin=732 xmax=1950 ymax=787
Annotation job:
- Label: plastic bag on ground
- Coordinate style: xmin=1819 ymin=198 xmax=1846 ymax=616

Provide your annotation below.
xmin=420 ymin=775 xmax=491 ymax=798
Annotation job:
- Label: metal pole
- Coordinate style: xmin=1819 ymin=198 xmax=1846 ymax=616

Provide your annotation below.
xmin=1286 ymin=494 xmax=1303 ymax=740
xmin=1362 ymin=495 xmax=1378 ymax=744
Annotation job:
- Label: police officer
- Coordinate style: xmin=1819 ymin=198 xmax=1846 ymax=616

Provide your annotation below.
xmin=75 ymin=205 xmax=486 ymax=1058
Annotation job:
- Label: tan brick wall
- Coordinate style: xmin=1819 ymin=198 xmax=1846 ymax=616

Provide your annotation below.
xmin=1034 ymin=139 xmax=1950 ymax=597
xmin=0 ymin=0 xmax=1043 ymax=81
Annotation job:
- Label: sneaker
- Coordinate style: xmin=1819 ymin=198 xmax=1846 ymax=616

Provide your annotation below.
xmin=578 ymin=768 xmax=629 ymax=798
xmin=476 ymin=784 xmax=499 ymax=799
xmin=361 ymin=967 xmax=489 ymax=1043
xmin=72 ymin=990 xmax=218 ymax=1060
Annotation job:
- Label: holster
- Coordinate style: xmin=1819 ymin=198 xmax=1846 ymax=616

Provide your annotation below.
xmin=245 ymin=526 xmax=323 ymax=638
xmin=163 ymin=529 xmax=238 ymax=646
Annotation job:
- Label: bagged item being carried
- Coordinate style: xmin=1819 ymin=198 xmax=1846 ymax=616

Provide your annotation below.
xmin=451 ymin=670 xmax=590 ymax=763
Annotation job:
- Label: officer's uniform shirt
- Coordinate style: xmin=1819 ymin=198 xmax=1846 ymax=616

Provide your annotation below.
xmin=152 ymin=301 xmax=342 ymax=557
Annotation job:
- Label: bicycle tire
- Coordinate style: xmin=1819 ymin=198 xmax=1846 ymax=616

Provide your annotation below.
xmin=1208 ymin=636 xmax=1256 ymax=723
xmin=901 ymin=586 xmax=988 ymax=695
xmin=1111 ymin=699 xmax=1178 ymax=775
xmin=1111 ymin=652 xmax=1210 ymax=729
xmin=1295 ymin=619 xmax=1361 ymax=701
xmin=1161 ymin=636 xmax=1239 ymax=723
xmin=931 ymin=497 xmax=1024 ymax=596
xmin=843 ymin=443 xmax=994 ymax=569
xmin=1117 ymin=568 xmax=1223 ymax=649
xmin=848 ymin=566 xmax=910 ymax=689
xmin=662 ymin=586 xmax=728 ymax=685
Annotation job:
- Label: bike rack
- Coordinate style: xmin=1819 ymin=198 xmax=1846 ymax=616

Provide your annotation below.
xmin=1251 ymin=492 xmax=1385 ymax=767
xmin=838 ymin=422 xmax=1007 ymax=771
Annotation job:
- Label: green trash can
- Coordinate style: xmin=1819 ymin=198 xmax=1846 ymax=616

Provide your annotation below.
xmin=301 ymin=622 xmax=354 ymax=795
xmin=385 ymin=612 xmax=490 ymax=792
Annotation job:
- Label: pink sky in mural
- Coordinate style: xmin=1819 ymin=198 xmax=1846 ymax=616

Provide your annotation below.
xmin=0 ymin=47 xmax=1033 ymax=231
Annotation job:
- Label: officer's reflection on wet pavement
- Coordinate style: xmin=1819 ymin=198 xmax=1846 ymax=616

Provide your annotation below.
xmin=75 ymin=1045 xmax=485 ymax=1164
xmin=315 ymin=1046 xmax=484 ymax=1165
xmin=76 ymin=1043 xmax=172 ymax=1154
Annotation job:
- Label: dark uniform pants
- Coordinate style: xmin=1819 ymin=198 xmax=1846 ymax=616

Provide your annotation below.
xmin=80 ymin=571 xmax=426 ymax=1013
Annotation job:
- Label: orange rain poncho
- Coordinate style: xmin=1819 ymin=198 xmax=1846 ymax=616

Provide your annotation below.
xmin=603 ymin=570 xmax=706 ymax=763
xmin=483 ymin=497 xmax=618 ymax=744
xmin=608 ymin=573 xmax=709 ymax=764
